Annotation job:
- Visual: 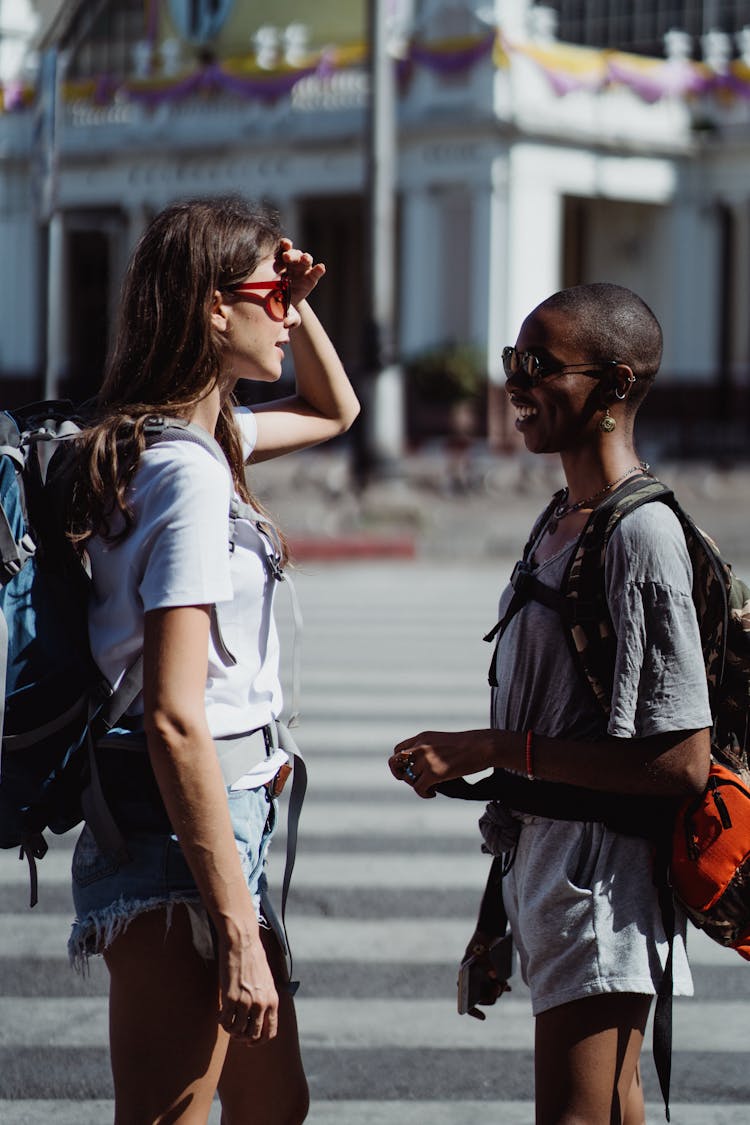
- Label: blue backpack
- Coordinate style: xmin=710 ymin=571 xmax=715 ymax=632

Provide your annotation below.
xmin=1 ymin=406 xmax=306 ymax=934
xmin=0 ymin=402 xmax=102 ymax=903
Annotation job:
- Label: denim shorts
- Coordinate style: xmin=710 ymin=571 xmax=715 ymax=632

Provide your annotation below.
xmin=68 ymin=754 xmax=281 ymax=970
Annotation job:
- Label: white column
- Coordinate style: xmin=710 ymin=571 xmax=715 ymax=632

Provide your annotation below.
xmin=729 ymin=200 xmax=750 ymax=389
xmin=471 ymin=159 xmax=520 ymax=451
xmin=277 ymin=197 xmax=300 ymax=243
xmin=507 ymin=145 xmax=563 ymax=337
xmin=43 ymin=211 xmax=67 ymax=400
xmin=125 ymin=203 xmax=150 ymax=256
xmin=398 ymin=183 xmax=439 ymax=356
xmin=668 ymin=199 xmax=719 ymax=379
xmin=470 ymin=158 xmax=509 ymax=383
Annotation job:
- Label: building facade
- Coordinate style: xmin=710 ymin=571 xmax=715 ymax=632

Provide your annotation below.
xmin=2 ymin=0 xmax=750 ymax=457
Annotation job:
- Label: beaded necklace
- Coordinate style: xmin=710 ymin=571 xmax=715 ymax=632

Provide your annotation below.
xmin=546 ymin=463 xmax=649 ymax=534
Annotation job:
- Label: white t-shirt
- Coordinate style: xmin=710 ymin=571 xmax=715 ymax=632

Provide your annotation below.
xmin=87 ymin=409 xmax=286 ymax=782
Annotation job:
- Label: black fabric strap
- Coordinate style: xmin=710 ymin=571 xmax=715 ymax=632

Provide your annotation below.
xmin=476 ymin=856 xmax=510 ymax=938
xmin=436 ymin=769 xmax=676 ymax=839
xmin=652 ymin=838 xmax=676 ymax=1123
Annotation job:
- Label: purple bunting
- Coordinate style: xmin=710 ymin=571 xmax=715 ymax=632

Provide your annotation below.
xmin=124 ymin=61 xmax=321 ymax=109
xmin=606 ymin=58 xmax=709 ymax=102
xmin=409 ymin=31 xmax=495 ymax=75
xmin=13 ymin=29 xmax=750 ymax=114
xmin=538 ymin=66 xmax=601 ymax=97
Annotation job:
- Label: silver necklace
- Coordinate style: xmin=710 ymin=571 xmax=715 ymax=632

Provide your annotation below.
xmin=546 ymin=464 xmax=648 ymax=534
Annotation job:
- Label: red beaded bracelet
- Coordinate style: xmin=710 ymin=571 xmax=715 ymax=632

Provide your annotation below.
xmin=525 ymin=729 xmax=535 ymax=780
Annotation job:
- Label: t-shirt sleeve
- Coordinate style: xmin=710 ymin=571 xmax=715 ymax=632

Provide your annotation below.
xmin=234 ymin=406 xmax=258 ymax=461
xmin=604 ymin=504 xmax=713 ymax=739
xmin=135 ymin=443 xmax=234 ymax=612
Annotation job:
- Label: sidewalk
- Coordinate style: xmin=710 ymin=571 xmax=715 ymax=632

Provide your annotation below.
xmin=250 ymin=447 xmax=750 ymax=565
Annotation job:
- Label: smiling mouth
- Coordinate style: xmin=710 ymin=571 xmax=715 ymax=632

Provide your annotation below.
xmin=514 ymin=403 xmax=538 ymax=423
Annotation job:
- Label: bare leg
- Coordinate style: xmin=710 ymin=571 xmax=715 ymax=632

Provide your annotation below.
xmin=535 ymin=993 xmax=651 ymax=1125
xmin=622 ymin=1062 xmax=646 ymax=1125
xmin=218 ymin=927 xmax=309 ymax=1125
xmin=105 ymin=904 xmax=229 ymax=1125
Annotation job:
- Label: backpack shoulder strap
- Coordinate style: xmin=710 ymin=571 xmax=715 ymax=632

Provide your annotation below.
xmin=140 ymin=414 xmax=303 ymax=723
xmin=143 ymin=415 xmax=229 ymax=467
xmin=563 ymin=474 xmax=675 ymax=712
xmin=485 ymin=490 xmax=565 ymax=686
xmin=566 ymin=475 xmax=731 ymax=721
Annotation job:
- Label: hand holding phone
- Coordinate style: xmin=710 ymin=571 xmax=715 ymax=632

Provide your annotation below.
xmin=457 ymin=931 xmax=513 ymax=1020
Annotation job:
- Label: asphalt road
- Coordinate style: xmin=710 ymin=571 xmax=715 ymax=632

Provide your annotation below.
xmin=1 ymin=559 xmax=749 ymax=1123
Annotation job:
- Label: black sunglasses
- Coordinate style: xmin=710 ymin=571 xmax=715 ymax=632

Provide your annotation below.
xmin=502 ymin=346 xmax=619 ymax=389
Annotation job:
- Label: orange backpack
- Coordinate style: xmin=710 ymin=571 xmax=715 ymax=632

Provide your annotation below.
xmin=671 ymin=760 xmax=750 ymax=958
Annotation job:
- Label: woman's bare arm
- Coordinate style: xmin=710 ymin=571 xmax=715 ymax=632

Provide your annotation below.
xmin=142 ymin=604 xmax=278 ymax=1042
xmin=389 ymin=726 xmax=711 ymax=801
xmin=251 ymin=241 xmax=359 ymax=460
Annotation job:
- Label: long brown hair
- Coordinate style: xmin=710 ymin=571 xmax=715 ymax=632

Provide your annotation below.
xmin=69 ymin=196 xmax=283 ymax=546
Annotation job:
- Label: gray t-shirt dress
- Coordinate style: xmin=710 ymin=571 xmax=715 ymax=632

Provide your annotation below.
xmin=484 ymin=501 xmax=712 ymax=1015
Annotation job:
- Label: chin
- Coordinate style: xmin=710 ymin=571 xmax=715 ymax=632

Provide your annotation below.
xmin=238 ymin=367 xmax=282 ymax=385
xmin=522 ymin=433 xmax=549 ymax=455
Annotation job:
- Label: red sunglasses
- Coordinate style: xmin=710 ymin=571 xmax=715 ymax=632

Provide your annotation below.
xmin=227 ymin=275 xmax=292 ymax=322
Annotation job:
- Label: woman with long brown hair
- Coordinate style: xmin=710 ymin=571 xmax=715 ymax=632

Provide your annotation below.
xmin=67 ymin=195 xmax=359 ymax=1124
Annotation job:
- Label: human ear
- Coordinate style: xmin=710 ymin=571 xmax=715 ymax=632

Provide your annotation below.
xmin=613 ymin=364 xmax=636 ymax=401
xmin=210 ymin=290 xmax=229 ymax=333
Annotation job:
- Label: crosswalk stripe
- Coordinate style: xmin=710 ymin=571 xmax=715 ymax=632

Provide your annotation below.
xmin=274 ymin=800 xmax=483 ymax=836
xmin=0 ymin=911 xmax=740 ymax=969
xmin=0 ymin=995 xmax=747 ymax=1053
xmin=2 ymin=1101 xmax=750 ymax=1125
xmin=0 ymin=850 xmax=491 ymax=890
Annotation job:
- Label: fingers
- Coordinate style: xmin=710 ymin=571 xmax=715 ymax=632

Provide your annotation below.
xmin=220 ymin=986 xmax=279 ymax=1044
xmin=218 ymin=935 xmax=279 ymax=1045
xmin=389 ymin=746 xmax=437 ymax=799
xmin=278 ymin=241 xmax=326 ymax=279
xmin=390 ymin=748 xmax=418 ymax=783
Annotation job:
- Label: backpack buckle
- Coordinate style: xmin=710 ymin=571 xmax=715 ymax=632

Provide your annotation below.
xmin=143 ymin=415 xmax=167 ymax=435
xmin=510 ymin=560 xmax=533 ymax=597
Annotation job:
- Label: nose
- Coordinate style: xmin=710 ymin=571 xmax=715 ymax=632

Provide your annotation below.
xmin=505 ymin=370 xmax=531 ymax=394
xmin=284 ymin=304 xmax=302 ymax=329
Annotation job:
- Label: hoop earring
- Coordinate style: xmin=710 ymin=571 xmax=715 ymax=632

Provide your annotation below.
xmin=600 ymin=408 xmax=616 ymax=433
xmin=614 ymin=374 xmax=636 ymax=401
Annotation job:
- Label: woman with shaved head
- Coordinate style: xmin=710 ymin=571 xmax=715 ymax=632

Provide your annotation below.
xmin=391 ymin=283 xmax=711 ymax=1124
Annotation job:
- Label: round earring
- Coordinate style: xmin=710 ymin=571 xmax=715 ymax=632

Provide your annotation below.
xmin=600 ymin=408 xmax=616 ymax=433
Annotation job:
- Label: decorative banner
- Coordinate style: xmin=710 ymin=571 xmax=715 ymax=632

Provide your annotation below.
xmin=124 ymin=60 xmax=322 ymax=108
xmin=409 ymin=31 xmax=496 ymax=75
xmin=512 ymin=40 xmax=605 ymax=95
xmin=8 ymin=28 xmax=750 ymax=114
xmin=167 ymin=0 xmax=235 ymax=45
xmin=501 ymin=32 xmax=750 ymax=103
xmin=605 ymin=51 xmax=710 ymax=102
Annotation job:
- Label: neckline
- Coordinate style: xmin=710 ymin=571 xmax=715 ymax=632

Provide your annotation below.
xmin=529 ymin=528 xmax=580 ymax=571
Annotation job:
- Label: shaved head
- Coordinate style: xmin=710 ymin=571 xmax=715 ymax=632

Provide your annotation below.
xmin=534 ymin=283 xmax=662 ymax=406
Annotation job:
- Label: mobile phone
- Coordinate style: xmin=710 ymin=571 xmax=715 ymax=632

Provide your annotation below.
xmin=457 ymin=932 xmax=514 ymax=1016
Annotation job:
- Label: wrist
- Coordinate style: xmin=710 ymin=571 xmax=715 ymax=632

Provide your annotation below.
xmin=212 ymin=903 xmax=261 ymax=945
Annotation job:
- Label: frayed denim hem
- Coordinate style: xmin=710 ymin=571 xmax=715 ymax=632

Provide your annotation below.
xmin=68 ymin=893 xmax=203 ymax=973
